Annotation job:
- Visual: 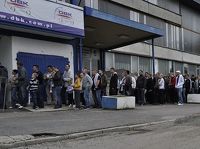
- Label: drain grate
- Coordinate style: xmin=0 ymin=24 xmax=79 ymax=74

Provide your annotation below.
xmin=32 ymin=133 xmax=65 ymax=137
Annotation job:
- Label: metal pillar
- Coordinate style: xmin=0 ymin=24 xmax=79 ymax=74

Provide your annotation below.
xmin=152 ymin=39 xmax=155 ymax=75
xmin=100 ymin=50 xmax=105 ymax=71
xmin=79 ymin=38 xmax=83 ymax=71
xmin=71 ymin=39 xmax=79 ymax=75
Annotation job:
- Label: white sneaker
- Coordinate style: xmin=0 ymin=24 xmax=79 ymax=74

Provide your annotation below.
xmin=9 ymin=106 xmax=13 ymax=109
xmin=16 ymin=103 xmax=20 ymax=107
xmin=178 ymin=103 xmax=183 ymax=106
xmin=68 ymin=104 xmax=72 ymax=108
xmin=73 ymin=105 xmax=76 ymax=108
xmin=18 ymin=106 xmax=23 ymax=109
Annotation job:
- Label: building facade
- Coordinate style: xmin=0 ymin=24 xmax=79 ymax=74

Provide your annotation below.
xmin=1 ymin=0 xmax=200 ymax=77
xmin=81 ymin=0 xmax=200 ymax=76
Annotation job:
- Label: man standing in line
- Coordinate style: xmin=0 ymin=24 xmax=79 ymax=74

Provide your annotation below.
xmin=92 ymin=70 xmax=102 ymax=108
xmin=175 ymin=70 xmax=184 ymax=105
xmin=62 ymin=64 xmax=73 ymax=106
xmin=82 ymin=68 xmax=93 ymax=108
xmin=32 ymin=65 xmax=44 ymax=108
xmin=136 ymin=70 xmax=146 ymax=105
xmin=17 ymin=61 xmax=28 ymax=108
xmin=52 ymin=67 xmax=62 ymax=109
xmin=99 ymin=70 xmax=107 ymax=96
xmin=0 ymin=62 xmax=8 ymax=109
xmin=123 ymin=70 xmax=132 ymax=96
xmin=109 ymin=68 xmax=118 ymax=95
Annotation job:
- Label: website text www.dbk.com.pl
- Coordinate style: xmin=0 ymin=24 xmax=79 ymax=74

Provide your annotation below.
xmin=0 ymin=13 xmax=53 ymax=29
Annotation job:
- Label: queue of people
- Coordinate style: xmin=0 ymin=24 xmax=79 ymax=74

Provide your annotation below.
xmin=1 ymin=60 xmax=199 ymax=110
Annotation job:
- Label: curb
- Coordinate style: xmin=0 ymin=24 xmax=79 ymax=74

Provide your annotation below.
xmin=0 ymin=119 xmax=176 ymax=149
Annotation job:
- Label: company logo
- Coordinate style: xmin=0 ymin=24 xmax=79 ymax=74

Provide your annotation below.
xmin=54 ymin=7 xmax=74 ymax=25
xmin=4 ymin=0 xmax=31 ymax=15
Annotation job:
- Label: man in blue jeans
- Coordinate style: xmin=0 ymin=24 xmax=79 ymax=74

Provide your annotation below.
xmin=17 ymin=61 xmax=28 ymax=108
xmin=92 ymin=70 xmax=102 ymax=108
xmin=175 ymin=70 xmax=184 ymax=105
xmin=52 ymin=66 xmax=62 ymax=109
xmin=32 ymin=65 xmax=44 ymax=108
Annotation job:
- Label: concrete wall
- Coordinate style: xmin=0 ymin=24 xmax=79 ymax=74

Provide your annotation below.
xmin=112 ymin=42 xmax=200 ymax=65
xmin=0 ymin=36 xmax=13 ymax=76
xmin=11 ymin=36 xmax=74 ymax=77
xmin=110 ymin=0 xmax=181 ymax=25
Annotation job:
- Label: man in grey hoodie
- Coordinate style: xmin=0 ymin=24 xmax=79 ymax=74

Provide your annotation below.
xmin=82 ymin=68 xmax=93 ymax=108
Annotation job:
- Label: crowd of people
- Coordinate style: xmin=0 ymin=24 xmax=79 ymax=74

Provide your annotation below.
xmin=118 ymin=70 xmax=199 ymax=106
xmin=0 ymin=61 xmax=200 ymax=110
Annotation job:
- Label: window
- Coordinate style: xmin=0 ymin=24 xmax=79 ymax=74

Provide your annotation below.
xmin=175 ymin=61 xmax=183 ymax=73
xmin=115 ymin=53 xmax=131 ymax=71
xmin=157 ymin=0 xmax=180 ymax=14
xmin=183 ymin=29 xmax=200 ymax=54
xmin=181 ymin=5 xmax=200 ymax=34
xmin=188 ymin=64 xmax=197 ymax=76
xmin=98 ymin=0 xmax=130 ymax=19
xmin=146 ymin=16 xmax=166 ymax=47
xmin=167 ymin=24 xmax=182 ymax=50
xmin=130 ymin=11 xmax=139 ymax=22
xmin=105 ymin=52 xmax=114 ymax=71
xmin=131 ymin=56 xmax=138 ymax=73
xmin=158 ymin=59 xmax=169 ymax=75
xmin=139 ymin=57 xmax=151 ymax=73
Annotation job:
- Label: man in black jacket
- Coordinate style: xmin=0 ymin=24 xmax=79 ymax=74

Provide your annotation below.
xmin=52 ymin=67 xmax=62 ymax=109
xmin=17 ymin=61 xmax=28 ymax=108
xmin=145 ymin=72 xmax=154 ymax=104
xmin=32 ymin=65 xmax=44 ymax=108
xmin=99 ymin=70 xmax=107 ymax=96
xmin=184 ymin=74 xmax=191 ymax=103
xmin=136 ymin=70 xmax=146 ymax=105
xmin=0 ymin=62 xmax=8 ymax=109
xmin=109 ymin=68 xmax=118 ymax=95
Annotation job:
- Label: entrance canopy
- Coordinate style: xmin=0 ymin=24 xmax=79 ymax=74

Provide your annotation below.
xmin=84 ymin=7 xmax=164 ymax=50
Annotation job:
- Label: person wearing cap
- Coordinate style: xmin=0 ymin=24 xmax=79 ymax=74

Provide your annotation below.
xmin=175 ymin=70 xmax=184 ymax=105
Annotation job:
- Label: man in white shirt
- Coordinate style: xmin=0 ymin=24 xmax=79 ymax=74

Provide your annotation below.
xmin=175 ymin=70 xmax=184 ymax=105
xmin=158 ymin=73 xmax=165 ymax=104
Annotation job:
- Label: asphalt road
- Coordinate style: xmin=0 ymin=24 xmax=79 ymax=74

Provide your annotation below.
xmin=16 ymin=115 xmax=200 ymax=149
xmin=1 ymin=104 xmax=200 ymax=136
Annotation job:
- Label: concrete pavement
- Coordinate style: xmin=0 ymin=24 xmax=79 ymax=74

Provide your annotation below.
xmin=17 ymin=115 xmax=200 ymax=149
xmin=1 ymin=104 xmax=200 ymax=148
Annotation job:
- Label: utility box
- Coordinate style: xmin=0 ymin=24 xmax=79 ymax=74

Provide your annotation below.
xmin=187 ymin=94 xmax=200 ymax=103
xmin=102 ymin=96 xmax=135 ymax=110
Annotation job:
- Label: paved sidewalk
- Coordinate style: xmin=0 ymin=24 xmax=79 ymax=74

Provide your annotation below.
xmin=1 ymin=104 xmax=200 ymax=148
xmin=0 ymin=104 xmax=200 ymax=137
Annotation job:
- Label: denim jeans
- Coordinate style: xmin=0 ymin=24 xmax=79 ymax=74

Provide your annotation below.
xmin=96 ymin=89 xmax=102 ymax=108
xmin=84 ymin=87 xmax=91 ymax=107
xmin=30 ymin=90 xmax=38 ymax=109
xmin=74 ymin=90 xmax=81 ymax=108
xmin=37 ymin=84 xmax=44 ymax=108
xmin=53 ymin=86 xmax=62 ymax=108
xmin=11 ymin=87 xmax=18 ymax=108
xmin=176 ymin=88 xmax=183 ymax=104
xmin=18 ymin=84 xmax=27 ymax=107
